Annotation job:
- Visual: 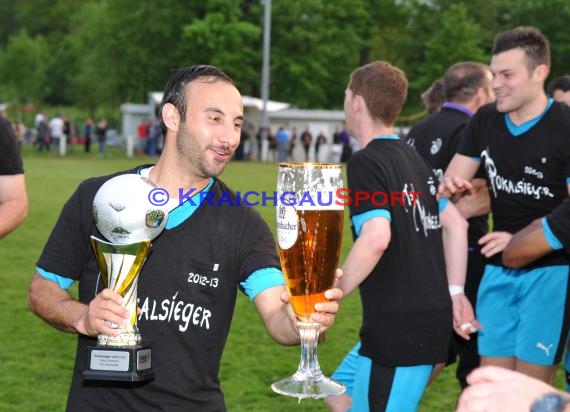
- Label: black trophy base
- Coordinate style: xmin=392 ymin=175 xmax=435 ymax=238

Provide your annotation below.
xmin=83 ymin=344 xmax=154 ymax=382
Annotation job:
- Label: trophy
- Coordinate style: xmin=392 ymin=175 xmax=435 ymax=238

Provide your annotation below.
xmin=272 ymin=163 xmax=346 ymax=399
xmin=82 ymin=174 xmax=168 ymax=382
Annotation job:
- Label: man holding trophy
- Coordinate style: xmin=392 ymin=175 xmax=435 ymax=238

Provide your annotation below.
xmin=28 ymin=65 xmax=342 ymax=410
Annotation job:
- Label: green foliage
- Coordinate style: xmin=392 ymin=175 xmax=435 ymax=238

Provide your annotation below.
xmin=270 ymin=0 xmax=367 ymax=108
xmin=180 ymin=0 xmax=261 ymax=94
xmin=0 ymin=30 xmax=50 ymax=103
xmin=0 ymin=0 xmax=569 ymax=117
xmin=413 ymin=4 xmax=487 ymax=94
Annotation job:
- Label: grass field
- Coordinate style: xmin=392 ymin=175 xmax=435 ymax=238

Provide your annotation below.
xmin=0 ymin=146 xmax=564 ymax=411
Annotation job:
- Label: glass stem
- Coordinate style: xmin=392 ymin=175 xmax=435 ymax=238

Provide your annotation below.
xmin=293 ymin=322 xmax=323 ymax=381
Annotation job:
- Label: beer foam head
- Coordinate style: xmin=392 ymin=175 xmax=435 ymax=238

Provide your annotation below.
xmin=277 ymin=163 xmax=344 ymax=211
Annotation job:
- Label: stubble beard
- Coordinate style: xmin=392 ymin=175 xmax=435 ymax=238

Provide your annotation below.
xmin=176 ymin=127 xmax=228 ymax=179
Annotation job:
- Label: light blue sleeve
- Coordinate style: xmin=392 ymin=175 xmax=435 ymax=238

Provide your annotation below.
xmin=36 ymin=266 xmax=75 ymax=289
xmin=438 ymin=197 xmax=449 ymax=213
xmin=240 ymin=267 xmax=285 ymax=300
xmin=351 ymin=209 xmax=391 ymax=236
xmin=541 ymin=218 xmax=563 ymax=250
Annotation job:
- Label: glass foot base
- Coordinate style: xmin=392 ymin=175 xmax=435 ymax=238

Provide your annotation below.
xmin=271 ymin=375 xmax=346 ymax=399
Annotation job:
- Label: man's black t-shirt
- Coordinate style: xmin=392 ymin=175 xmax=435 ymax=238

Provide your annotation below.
xmin=458 ymin=102 xmax=570 ymax=267
xmin=347 ymin=138 xmax=452 ymax=366
xmin=37 ymin=168 xmax=280 ymax=411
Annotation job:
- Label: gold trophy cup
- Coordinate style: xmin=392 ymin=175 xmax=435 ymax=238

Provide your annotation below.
xmin=82 ymin=174 xmax=168 ymax=382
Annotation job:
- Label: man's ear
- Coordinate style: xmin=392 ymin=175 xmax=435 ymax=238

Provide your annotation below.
xmin=475 ymin=87 xmax=487 ymax=106
xmin=533 ymin=64 xmax=549 ymax=83
xmin=353 ymin=93 xmax=364 ymax=113
xmin=162 ymin=103 xmax=180 ymax=133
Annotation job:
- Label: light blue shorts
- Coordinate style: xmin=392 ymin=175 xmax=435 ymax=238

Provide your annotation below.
xmin=477 ymin=264 xmax=570 ymax=365
xmin=332 ymin=342 xmax=432 ymax=412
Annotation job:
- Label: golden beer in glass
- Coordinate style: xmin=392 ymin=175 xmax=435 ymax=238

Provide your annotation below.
xmin=272 ymin=162 xmax=346 ymax=399
xmin=279 ymin=209 xmax=343 ymax=321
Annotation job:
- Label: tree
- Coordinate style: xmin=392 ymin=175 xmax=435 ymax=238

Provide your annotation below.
xmin=413 ymin=4 xmax=487 ymax=95
xmin=0 ymin=30 xmax=50 ymax=104
xmin=180 ymin=0 xmax=261 ymax=97
xmin=269 ymin=0 xmax=367 ymax=108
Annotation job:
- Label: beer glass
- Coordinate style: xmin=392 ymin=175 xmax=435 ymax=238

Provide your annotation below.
xmin=272 ymin=163 xmax=346 ymax=399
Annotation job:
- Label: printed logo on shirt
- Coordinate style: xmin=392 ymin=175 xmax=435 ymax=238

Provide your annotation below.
xmin=138 ymin=291 xmax=212 ymax=332
xmin=401 ymin=182 xmax=441 ymax=236
xmin=430 ymin=138 xmax=442 ymax=155
xmin=432 ymin=168 xmax=443 ymax=182
xmin=481 ymin=147 xmax=554 ymax=200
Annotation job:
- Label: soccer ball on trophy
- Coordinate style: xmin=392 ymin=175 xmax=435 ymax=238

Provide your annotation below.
xmin=93 ymin=174 xmax=168 ymax=244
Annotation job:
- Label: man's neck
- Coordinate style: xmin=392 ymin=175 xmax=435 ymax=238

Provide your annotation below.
xmin=358 ymin=124 xmax=395 ymax=147
xmin=508 ymin=93 xmax=549 ymax=125
xmin=150 ymin=148 xmax=211 ymax=197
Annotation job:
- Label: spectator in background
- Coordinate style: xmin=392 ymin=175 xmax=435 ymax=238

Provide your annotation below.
xmin=267 ymin=127 xmax=276 ymax=161
xmin=36 ymin=112 xmax=50 ymax=152
xmin=339 ymin=127 xmax=352 ymax=162
xmin=49 ymin=114 xmax=64 ymax=154
xmin=300 ymin=127 xmax=312 ymax=161
xmin=288 ymin=126 xmax=297 ymax=161
xmin=34 ymin=111 xmax=45 ymax=129
xmin=0 ymin=107 xmax=28 ymax=238
xmin=548 ymin=75 xmax=570 ymax=106
xmin=421 ymin=78 xmax=445 ymax=114
xmin=275 ymin=125 xmax=290 ymax=162
xmin=95 ymin=118 xmax=108 ymax=158
xmin=315 ymin=131 xmax=327 ymax=162
xmin=13 ymin=122 xmax=26 ymax=148
xmin=147 ymin=118 xmax=161 ymax=156
xmin=63 ymin=115 xmax=73 ymax=153
xmin=136 ymin=118 xmax=150 ymax=156
xmin=82 ymin=117 xmax=93 ymax=153
xmin=234 ymin=123 xmax=249 ymax=161
xmin=330 ymin=126 xmax=343 ymax=163
xmin=255 ymin=126 xmax=263 ymax=161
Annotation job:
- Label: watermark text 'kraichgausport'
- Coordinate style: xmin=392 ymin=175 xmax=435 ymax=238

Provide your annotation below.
xmin=147 ymin=187 xmax=421 ymax=208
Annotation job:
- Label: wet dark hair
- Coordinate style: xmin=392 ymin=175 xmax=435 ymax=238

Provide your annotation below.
xmin=492 ymin=26 xmax=550 ymax=71
xmin=159 ymin=65 xmax=236 ymax=136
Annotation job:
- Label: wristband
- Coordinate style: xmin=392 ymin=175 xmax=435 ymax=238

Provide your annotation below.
xmin=449 ymin=285 xmax=464 ymax=296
